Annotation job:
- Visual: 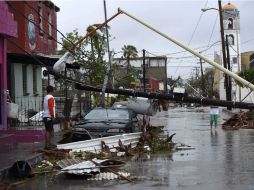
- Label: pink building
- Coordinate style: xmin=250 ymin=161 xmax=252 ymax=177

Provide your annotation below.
xmin=0 ymin=1 xmax=17 ymax=130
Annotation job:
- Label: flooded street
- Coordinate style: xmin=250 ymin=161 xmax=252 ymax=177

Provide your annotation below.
xmin=16 ymin=107 xmax=254 ymax=190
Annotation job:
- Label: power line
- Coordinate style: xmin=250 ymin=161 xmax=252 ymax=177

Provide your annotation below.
xmin=204 ymin=14 xmax=219 ymax=59
xmin=173 ymin=0 xmax=209 ymax=77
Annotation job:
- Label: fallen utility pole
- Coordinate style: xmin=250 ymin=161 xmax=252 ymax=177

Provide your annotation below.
xmin=117 ymin=8 xmax=254 ymax=91
xmin=75 ymin=83 xmax=254 ymax=110
xmin=47 ymin=68 xmax=254 ymax=109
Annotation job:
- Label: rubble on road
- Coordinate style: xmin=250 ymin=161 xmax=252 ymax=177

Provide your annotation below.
xmin=222 ymin=111 xmax=254 ymax=130
xmin=87 ymin=171 xmax=130 ymax=181
xmin=30 ymin=125 xmax=178 ymax=183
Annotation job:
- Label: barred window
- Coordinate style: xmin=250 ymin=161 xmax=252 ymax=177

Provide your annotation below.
xmin=22 ymin=65 xmax=28 ymax=95
xmin=33 ymin=66 xmax=38 ymax=95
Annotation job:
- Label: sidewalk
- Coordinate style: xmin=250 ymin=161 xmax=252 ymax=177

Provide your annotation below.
xmin=0 ymin=131 xmax=63 ymax=181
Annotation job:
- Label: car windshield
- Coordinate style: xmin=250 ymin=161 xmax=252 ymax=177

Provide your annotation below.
xmin=85 ymin=109 xmax=129 ymax=120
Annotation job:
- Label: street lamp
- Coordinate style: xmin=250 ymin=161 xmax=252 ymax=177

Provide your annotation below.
xmin=201 ymin=1 xmax=232 ymax=105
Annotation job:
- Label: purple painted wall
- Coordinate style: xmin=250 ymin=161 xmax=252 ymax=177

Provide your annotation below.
xmin=0 ymin=1 xmax=17 ymax=130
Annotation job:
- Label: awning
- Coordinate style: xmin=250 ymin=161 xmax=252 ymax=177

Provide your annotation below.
xmin=7 ymin=53 xmax=59 ymax=67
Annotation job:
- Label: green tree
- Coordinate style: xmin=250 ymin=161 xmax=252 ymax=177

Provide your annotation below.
xmin=237 ymin=69 xmax=254 ymax=87
xmin=57 ymin=27 xmax=109 ymax=107
xmin=122 ymin=45 xmax=138 ymax=74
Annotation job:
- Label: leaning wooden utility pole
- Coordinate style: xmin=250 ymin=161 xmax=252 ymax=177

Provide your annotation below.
xmin=218 ymin=0 xmax=231 ymax=104
xmin=225 ymin=35 xmax=232 ymax=101
xmin=101 ymin=0 xmax=111 ymax=107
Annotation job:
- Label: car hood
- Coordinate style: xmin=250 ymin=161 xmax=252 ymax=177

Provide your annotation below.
xmin=75 ymin=119 xmax=130 ymax=129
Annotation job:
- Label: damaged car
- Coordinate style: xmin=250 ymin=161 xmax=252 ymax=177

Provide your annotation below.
xmin=72 ymin=107 xmax=142 ymax=142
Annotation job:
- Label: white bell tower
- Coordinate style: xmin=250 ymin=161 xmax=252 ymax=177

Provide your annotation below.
xmin=223 ymin=3 xmax=241 ymax=101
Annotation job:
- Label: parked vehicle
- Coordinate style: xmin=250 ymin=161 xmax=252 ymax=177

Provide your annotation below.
xmin=72 ymin=107 xmax=142 ymax=142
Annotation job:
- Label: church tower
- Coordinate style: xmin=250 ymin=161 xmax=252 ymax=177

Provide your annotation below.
xmin=222 ymin=3 xmax=241 ymax=101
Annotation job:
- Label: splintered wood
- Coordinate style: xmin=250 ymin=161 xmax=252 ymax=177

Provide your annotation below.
xmin=222 ymin=111 xmax=254 ymax=130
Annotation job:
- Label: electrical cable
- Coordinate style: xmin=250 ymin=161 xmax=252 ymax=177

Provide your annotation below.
xmin=173 ymin=0 xmax=209 ymax=77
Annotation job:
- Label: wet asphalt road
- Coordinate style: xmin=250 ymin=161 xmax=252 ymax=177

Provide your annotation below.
xmin=16 ymin=107 xmax=254 ymax=190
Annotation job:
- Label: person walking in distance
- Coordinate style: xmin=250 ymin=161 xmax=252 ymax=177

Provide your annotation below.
xmin=43 ymin=86 xmax=56 ymax=149
xmin=210 ymin=106 xmax=219 ymax=129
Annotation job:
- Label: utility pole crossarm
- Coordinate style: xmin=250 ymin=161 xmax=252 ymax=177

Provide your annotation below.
xmin=118 ymin=8 xmax=254 ymax=91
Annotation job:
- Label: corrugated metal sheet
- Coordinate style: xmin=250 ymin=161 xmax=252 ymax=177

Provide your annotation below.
xmin=58 ymin=159 xmax=100 ymax=175
xmin=87 ymin=172 xmax=130 ymax=181
xmin=57 ymin=132 xmax=141 ymax=153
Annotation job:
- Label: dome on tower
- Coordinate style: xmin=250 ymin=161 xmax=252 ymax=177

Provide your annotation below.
xmin=222 ymin=3 xmax=238 ymax=11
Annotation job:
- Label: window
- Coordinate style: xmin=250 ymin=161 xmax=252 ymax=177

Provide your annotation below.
xmin=48 ymin=11 xmax=52 ymax=38
xmin=22 ymin=65 xmax=28 ymax=95
xmin=232 ymin=57 xmax=237 ymax=64
xmin=33 ymin=66 xmax=38 ymax=95
xmin=38 ymin=2 xmax=43 ymax=35
xmin=227 ymin=34 xmax=234 ymax=45
xmin=228 ymin=18 xmax=233 ymax=29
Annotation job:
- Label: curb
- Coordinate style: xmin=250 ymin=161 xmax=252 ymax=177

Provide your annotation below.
xmin=0 ymin=152 xmax=44 ymax=182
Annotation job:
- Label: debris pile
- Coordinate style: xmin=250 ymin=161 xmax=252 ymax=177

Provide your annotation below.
xmin=222 ymin=111 xmax=254 ymax=130
xmin=7 ymin=125 xmax=181 ymax=187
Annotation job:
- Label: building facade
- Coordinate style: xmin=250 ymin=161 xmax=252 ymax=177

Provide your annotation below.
xmin=0 ymin=2 xmax=17 ymax=130
xmin=6 ymin=1 xmax=59 ymax=121
xmin=113 ymin=56 xmax=167 ymax=92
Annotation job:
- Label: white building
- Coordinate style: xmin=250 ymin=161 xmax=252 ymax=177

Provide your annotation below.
xmin=219 ymin=3 xmax=241 ymax=101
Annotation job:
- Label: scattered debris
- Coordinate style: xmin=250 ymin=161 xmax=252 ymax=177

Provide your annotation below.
xmin=30 ymin=124 xmax=178 ymax=185
xmin=87 ymin=171 xmax=130 ymax=181
xmin=37 ymin=149 xmax=71 ymax=160
xmin=175 ymin=143 xmax=195 ymax=150
xmin=59 ymin=160 xmax=100 ymax=175
xmin=222 ymin=111 xmax=254 ymax=130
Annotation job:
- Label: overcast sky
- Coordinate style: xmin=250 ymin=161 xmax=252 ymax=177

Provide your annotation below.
xmin=53 ymin=0 xmax=254 ymax=79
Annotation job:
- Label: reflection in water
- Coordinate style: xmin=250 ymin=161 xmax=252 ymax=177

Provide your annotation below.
xmin=210 ymin=129 xmax=218 ymax=145
xmin=224 ymin=131 xmax=238 ymax=185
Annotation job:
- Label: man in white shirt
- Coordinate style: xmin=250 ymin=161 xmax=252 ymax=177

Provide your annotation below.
xmin=42 ymin=86 xmax=56 ymax=150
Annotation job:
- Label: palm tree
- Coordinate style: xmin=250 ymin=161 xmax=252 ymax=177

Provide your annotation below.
xmin=121 ymin=45 xmax=138 ymax=74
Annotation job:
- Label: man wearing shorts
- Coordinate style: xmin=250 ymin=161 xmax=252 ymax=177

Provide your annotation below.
xmin=43 ymin=86 xmax=56 ymax=150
